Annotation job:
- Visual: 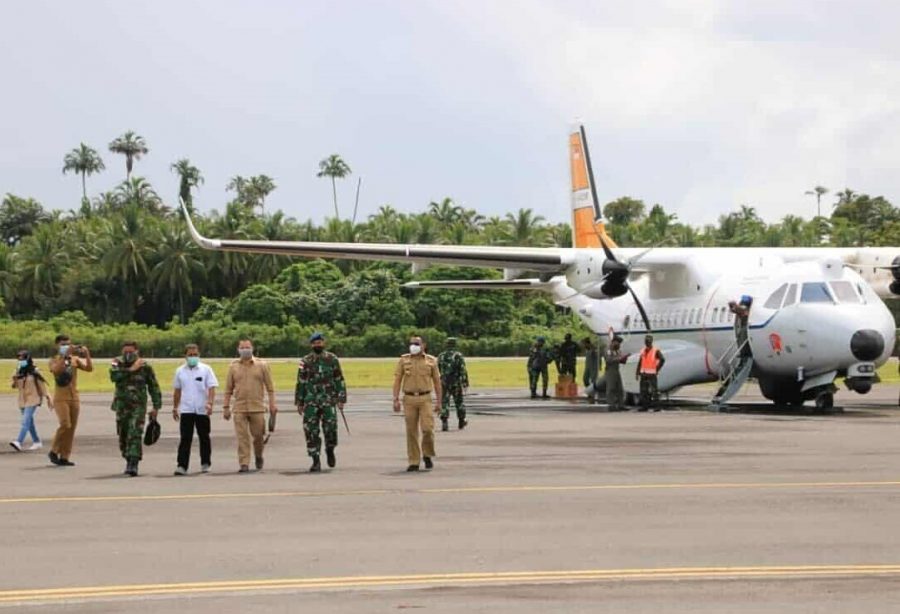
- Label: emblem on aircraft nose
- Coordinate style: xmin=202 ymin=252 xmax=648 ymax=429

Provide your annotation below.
xmin=768 ymin=333 xmax=783 ymax=354
xmin=850 ymin=329 xmax=885 ymax=361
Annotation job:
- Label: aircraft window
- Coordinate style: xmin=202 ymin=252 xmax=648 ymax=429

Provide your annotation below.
xmin=830 ymin=281 xmax=861 ymax=304
xmin=763 ymin=283 xmax=788 ymax=309
xmin=783 ymin=284 xmax=797 ymax=307
xmin=720 ymin=308 xmax=727 ymax=323
xmin=681 ymin=310 xmax=687 ymax=326
xmin=624 ymin=315 xmax=631 ymax=329
xmin=800 ymin=282 xmax=833 ymax=304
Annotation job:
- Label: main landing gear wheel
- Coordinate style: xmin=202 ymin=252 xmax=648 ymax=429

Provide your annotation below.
xmin=814 ymin=392 xmax=834 ymax=411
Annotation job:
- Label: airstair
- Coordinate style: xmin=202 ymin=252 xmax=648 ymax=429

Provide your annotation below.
xmin=709 ymin=338 xmax=753 ymax=411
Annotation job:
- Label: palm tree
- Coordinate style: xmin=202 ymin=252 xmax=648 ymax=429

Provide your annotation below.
xmin=170 ymin=159 xmax=204 ymax=211
xmin=108 ymin=131 xmax=149 ymax=180
xmin=150 ymin=225 xmax=204 ymax=323
xmin=804 ymin=185 xmax=829 ymax=218
xmin=115 ymin=177 xmax=163 ymax=214
xmin=428 ymin=198 xmax=462 ymax=225
xmin=316 ymin=154 xmax=352 ymax=219
xmin=14 ymin=222 xmax=67 ymax=306
xmin=248 ymin=175 xmax=276 ymax=212
xmin=62 ymin=144 xmax=105 ymax=203
xmin=502 ymin=208 xmax=548 ymax=246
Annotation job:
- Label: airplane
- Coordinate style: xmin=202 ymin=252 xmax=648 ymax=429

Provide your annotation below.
xmin=180 ymin=125 xmax=899 ymax=410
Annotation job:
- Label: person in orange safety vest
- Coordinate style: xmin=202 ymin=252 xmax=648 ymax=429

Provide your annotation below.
xmin=635 ymin=335 xmax=665 ymax=411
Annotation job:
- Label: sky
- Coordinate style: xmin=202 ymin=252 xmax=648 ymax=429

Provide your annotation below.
xmin=1 ymin=0 xmax=899 ymax=226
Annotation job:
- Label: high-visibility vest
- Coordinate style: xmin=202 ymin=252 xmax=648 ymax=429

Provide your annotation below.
xmin=639 ymin=347 xmax=658 ymax=374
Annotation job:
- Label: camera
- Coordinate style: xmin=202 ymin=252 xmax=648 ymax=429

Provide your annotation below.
xmin=73 ymin=345 xmax=87 ymax=358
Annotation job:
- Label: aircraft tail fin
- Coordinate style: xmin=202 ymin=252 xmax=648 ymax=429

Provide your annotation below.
xmin=569 ymin=124 xmax=617 ymax=248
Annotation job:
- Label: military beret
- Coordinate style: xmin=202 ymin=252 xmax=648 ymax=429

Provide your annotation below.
xmin=309 ymin=331 xmax=325 ymax=343
xmin=536 ymin=336 xmax=545 ymax=342
xmin=446 ymin=337 xmax=457 ymax=345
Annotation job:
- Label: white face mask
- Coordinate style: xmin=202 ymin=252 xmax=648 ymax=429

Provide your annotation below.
xmin=239 ymin=348 xmax=253 ymax=359
xmin=409 ymin=344 xmax=422 ymax=355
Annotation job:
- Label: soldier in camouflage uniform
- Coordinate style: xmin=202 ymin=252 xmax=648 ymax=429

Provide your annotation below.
xmin=527 ymin=337 xmax=552 ymax=399
xmin=295 ymin=332 xmax=347 ymax=473
xmin=558 ymin=333 xmax=579 ymax=378
xmin=437 ymin=337 xmax=469 ymax=432
xmin=109 ymin=341 xmax=162 ymax=477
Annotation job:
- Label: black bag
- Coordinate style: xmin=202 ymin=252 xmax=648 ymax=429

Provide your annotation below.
xmin=54 ymin=369 xmax=73 ymax=388
xmin=143 ymin=417 xmax=160 ymax=446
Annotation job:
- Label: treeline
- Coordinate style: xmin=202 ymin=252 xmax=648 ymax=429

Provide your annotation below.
xmin=0 ymin=133 xmax=898 ymax=356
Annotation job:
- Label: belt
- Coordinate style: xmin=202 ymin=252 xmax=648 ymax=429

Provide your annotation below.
xmin=404 ymin=390 xmax=432 ymax=396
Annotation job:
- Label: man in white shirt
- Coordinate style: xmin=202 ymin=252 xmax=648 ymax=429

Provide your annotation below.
xmin=172 ymin=344 xmax=218 ymax=475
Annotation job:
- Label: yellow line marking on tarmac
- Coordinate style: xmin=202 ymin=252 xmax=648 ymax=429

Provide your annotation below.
xmin=2 ymin=480 xmax=900 ymax=505
xmin=4 ymin=565 xmax=900 ymax=603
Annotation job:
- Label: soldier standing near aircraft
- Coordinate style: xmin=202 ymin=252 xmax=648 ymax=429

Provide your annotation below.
xmin=527 ymin=337 xmax=552 ymax=399
xmin=392 ymin=335 xmax=442 ymax=472
xmin=582 ymin=337 xmax=601 ymax=403
xmin=437 ymin=338 xmax=469 ymax=431
xmin=636 ymin=334 xmax=665 ymax=411
xmin=295 ymin=332 xmax=347 ymax=473
xmin=110 ymin=341 xmax=162 ymax=477
xmin=559 ymin=333 xmax=579 ymax=378
xmin=604 ymin=336 xmax=627 ymax=411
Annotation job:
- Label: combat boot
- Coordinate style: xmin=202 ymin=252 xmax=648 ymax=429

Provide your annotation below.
xmin=541 ymin=389 xmax=550 ymax=399
xmin=530 ymin=391 xmax=538 ymax=399
xmin=326 ymin=447 xmax=336 ymax=468
xmin=310 ymin=455 xmax=321 ymax=473
xmin=441 ymin=417 xmax=449 ymax=431
xmin=458 ymin=417 xmax=467 ymax=430
xmin=125 ymin=459 xmax=138 ymax=477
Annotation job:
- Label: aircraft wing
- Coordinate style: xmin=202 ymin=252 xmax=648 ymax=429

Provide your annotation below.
xmin=403 ymin=278 xmax=555 ymax=290
xmin=182 ymin=202 xmax=569 ymax=272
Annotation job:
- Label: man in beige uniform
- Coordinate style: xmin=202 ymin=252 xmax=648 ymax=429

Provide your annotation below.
xmin=48 ymin=334 xmax=92 ymax=466
xmin=222 ymin=339 xmax=277 ymax=473
xmin=392 ymin=336 xmax=442 ymax=472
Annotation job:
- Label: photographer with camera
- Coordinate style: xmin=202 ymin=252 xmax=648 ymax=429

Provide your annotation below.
xmin=48 ymin=334 xmax=92 ymax=466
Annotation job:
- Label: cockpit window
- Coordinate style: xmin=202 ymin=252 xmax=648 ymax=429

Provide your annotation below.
xmin=783 ymin=284 xmax=797 ymax=307
xmin=829 ymin=281 xmax=861 ymax=304
xmin=763 ymin=283 xmax=788 ymax=309
xmin=800 ymin=282 xmax=833 ymax=303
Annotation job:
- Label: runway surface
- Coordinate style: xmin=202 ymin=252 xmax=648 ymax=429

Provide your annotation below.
xmin=2 ymin=384 xmax=900 ymax=612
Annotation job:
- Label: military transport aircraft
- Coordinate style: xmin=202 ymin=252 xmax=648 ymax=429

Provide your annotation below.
xmin=180 ymin=126 xmax=898 ymax=409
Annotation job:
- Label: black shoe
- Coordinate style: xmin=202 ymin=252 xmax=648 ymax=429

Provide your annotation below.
xmin=530 ymin=393 xmax=538 ymax=399
xmin=652 ymin=408 xmax=662 ymax=412
xmin=423 ymin=456 xmax=433 ymax=469
xmin=406 ymin=464 xmax=419 ymax=472
xmin=458 ymin=418 xmax=467 ymax=430
xmin=125 ymin=460 xmax=138 ymax=477
xmin=58 ymin=458 xmax=75 ymax=467
xmin=238 ymin=465 xmax=250 ymax=473
xmin=541 ymin=394 xmax=550 ymax=399
xmin=441 ymin=418 xmax=449 ymax=431
xmin=326 ymin=448 xmax=336 ymax=468
xmin=310 ymin=456 xmax=321 ymax=473
xmin=49 ymin=451 xmax=61 ymax=465
xmin=255 ymin=456 xmax=264 ymax=470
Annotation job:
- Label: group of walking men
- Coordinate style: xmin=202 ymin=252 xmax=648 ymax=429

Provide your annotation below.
xmin=527 ymin=333 xmax=666 ymax=410
xmin=30 ymin=331 xmax=470 ymax=477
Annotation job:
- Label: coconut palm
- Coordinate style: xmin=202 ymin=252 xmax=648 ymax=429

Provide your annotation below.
xmin=14 ymin=222 xmax=67 ymax=306
xmin=248 ymin=175 xmax=276 ymax=212
xmin=115 ymin=177 xmax=163 ymax=214
xmin=108 ymin=131 xmax=149 ymax=180
xmin=170 ymin=159 xmax=204 ymax=211
xmin=804 ymin=186 xmax=829 ymax=218
xmin=150 ymin=225 xmax=205 ymax=323
xmin=502 ymin=208 xmax=548 ymax=246
xmin=316 ymin=154 xmax=352 ymax=219
xmin=428 ymin=198 xmax=462 ymax=225
xmin=62 ymin=143 xmax=105 ymax=203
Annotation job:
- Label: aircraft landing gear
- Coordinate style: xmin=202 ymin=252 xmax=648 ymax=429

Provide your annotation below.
xmin=814 ymin=391 xmax=834 ymax=411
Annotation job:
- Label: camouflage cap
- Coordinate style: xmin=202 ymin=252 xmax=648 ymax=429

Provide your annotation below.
xmin=446 ymin=337 xmax=457 ymax=346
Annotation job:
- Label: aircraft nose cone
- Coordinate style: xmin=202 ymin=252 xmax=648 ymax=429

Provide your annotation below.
xmin=850 ymin=329 xmax=885 ymax=361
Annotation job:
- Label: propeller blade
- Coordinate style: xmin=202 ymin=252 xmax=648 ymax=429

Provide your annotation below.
xmin=595 ymin=231 xmax=617 ymax=262
xmin=627 ymin=283 xmax=652 ymax=331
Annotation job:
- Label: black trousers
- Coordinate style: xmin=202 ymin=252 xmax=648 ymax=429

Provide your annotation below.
xmin=177 ymin=414 xmax=211 ymax=470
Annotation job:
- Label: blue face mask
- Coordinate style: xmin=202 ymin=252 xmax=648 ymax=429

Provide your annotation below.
xmin=186 ymin=356 xmax=200 ymax=368
xmin=58 ymin=345 xmax=69 ymax=356
xmin=17 ymin=360 xmax=28 ymax=370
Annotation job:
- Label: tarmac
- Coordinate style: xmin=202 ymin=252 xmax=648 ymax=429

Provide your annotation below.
xmin=3 ymin=384 xmax=900 ymax=612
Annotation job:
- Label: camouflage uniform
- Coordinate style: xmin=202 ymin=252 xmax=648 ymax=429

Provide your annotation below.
xmin=109 ymin=358 xmax=162 ymax=461
xmin=295 ymin=351 xmax=347 ymax=457
xmin=437 ymin=346 xmax=469 ymax=427
xmin=558 ymin=337 xmax=579 ymax=378
xmin=527 ymin=343 xmax=552 ymax=398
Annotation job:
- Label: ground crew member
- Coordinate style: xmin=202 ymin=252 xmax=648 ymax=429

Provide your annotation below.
xmin=559 ymin=333 xmax=579 ymax=378
xmin=582 ymin=337 xmax=600 ymax=403
xmin=729 ymin=296 xmax=752 ymax=358
xmin=636 ymin=334 xmax=665 ymax=411
xmin=222 ymin=339 xmax=277 ymax=473
xmin=172 ymin=344 xmax=218 ymax=475
xmin=604 ymin=336 xmax=627 ymax=411
xmin=295 ymin=332 xmax=347 ymax=473
xmin=48 ymin=334 xmax=92 ymax=467
xmin=392 ymin=335 xmax=442 ymax=472
xmin=437 ymin=337 xmax=469 ymax=431
xmin=110 ymin=341 xmax=162 ymax=477
xmin=527 ymin=337 xmax=552 ymax=399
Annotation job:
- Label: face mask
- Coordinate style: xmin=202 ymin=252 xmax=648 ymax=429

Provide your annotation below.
xmin=58 ymin=345 xmax=69 ymax=356
xmin=17 ymin=360 xmax=28 ymax=370
xmin=186 ymin=356 xmax=200 ymax=367
xmin=124 ymin=351 xmax=138 ymax=363
xmin=409 ymin=344 xmax=422 ymax=355
xmin=239 ymin=348 xmax=253 ymax=359
xmin=312 ymin=347 xmax=324 ymax=355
